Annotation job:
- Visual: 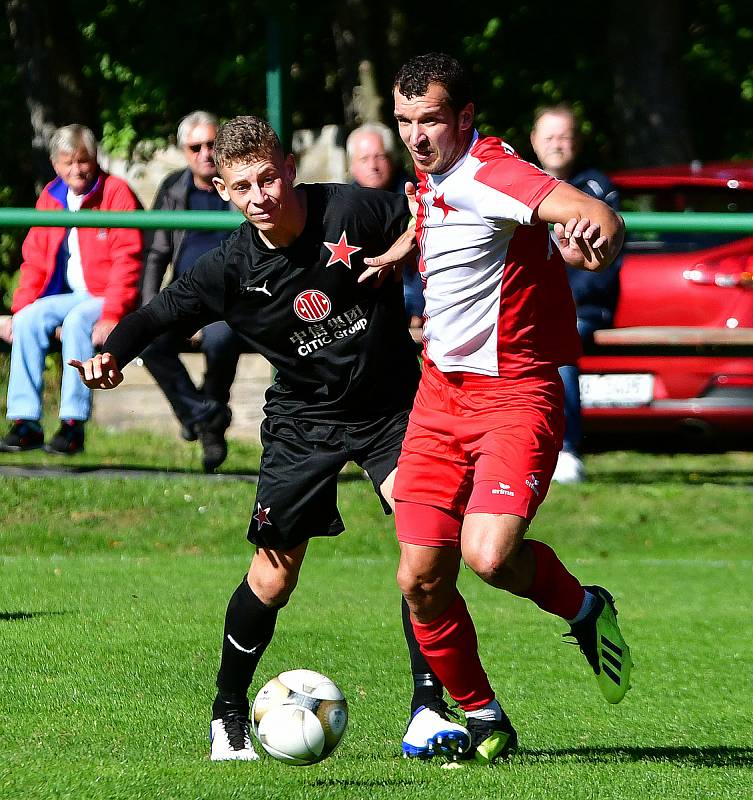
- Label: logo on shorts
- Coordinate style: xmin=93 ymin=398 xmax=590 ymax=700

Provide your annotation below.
xmin=491 ymin=482 xmax=515 ymax=497
xmin=253 ymin=503 xmax=272 ymax=527
xmin=526 ymin=474 xmax=540 ymax=496
xmin=293 ymin=289 xmax=331 ymax=322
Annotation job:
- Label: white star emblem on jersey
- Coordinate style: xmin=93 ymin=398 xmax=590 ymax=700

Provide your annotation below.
xmin=253 ymin=503 xmax=272 ymax=527
xmin=324 ymin=231 xmax=362 ymax=269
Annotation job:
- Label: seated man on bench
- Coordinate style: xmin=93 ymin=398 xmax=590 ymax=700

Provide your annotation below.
xmin=0 ymin=124 xmax=142 ymax=455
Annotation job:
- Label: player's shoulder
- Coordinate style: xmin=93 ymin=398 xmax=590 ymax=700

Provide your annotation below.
xmin=470 ymin=134 xmax=520 ymax=163
xmin=216 ymin=219 xmax=252 ymax=258
xmin=471 ymin=135 xmax=552 ymax=191
xmin=315 ymin=182 xmax=408 ymax=221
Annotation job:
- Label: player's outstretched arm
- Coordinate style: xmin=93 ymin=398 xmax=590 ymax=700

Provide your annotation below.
xmin=537 ymin=182 xmax=625 ymax=272
xmin=69 ymin=352 xmax=124 ymax=390
xmin=359 ymin=226 xmax=418 ymax=287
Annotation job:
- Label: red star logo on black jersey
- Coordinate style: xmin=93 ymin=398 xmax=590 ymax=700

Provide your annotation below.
xmin=253 ymin=503 xmax=272 ymax=527
xmin=324 ymin=231 xmax=362 ymax=269
xmin=432 ymin=193 xmax=457 ymax=220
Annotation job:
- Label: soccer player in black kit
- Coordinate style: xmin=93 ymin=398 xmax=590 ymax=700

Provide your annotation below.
xmin=71 ymin=115 xmax=473 ymax=761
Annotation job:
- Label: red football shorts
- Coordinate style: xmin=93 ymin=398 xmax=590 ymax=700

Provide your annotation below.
xmin=393 ymin=362 xmax=565 ymax=547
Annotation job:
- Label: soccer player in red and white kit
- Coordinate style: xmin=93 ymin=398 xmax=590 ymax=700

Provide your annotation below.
xmin=363 ymin=53 xmax=633 ymax=763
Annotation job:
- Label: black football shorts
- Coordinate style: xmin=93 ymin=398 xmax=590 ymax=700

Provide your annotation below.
xmin=247 ymin=409 xmax=410 ymax=550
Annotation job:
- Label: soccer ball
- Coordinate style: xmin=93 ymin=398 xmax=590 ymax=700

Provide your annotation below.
xmin=251 ymin=669 xmax=348 ymax=765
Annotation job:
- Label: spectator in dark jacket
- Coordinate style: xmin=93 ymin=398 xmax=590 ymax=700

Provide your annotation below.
xmin=531 ymin=104 xmax=622 ymax=484
xmin=140 ymin=110 xmax=242 ymax=472
xmin=0 ymin=124 xmax=142 ymax=455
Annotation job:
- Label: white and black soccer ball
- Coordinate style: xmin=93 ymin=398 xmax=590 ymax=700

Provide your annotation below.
xmin=251 ymin=669 xmax=348 ymax=765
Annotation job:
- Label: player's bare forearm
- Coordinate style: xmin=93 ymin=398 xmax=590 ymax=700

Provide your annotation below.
xmin=537 ymin=182 xmax=625 ymax=271
xmin=69 ymin=352 xmax=124 ymax=390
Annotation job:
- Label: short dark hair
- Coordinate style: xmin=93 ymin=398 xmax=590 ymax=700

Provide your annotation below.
xmin=393 ymin=53 xmax=472 ymax=113
xmin=214 ymin=116 xmax=283 ymax=171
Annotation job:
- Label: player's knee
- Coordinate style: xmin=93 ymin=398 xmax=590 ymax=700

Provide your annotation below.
xmin=249 ymin=570 xmax=298 ymax=607
xmin=465 ymin=545 xmax=519 ymax=588
xmin=396 ymin=562 xmax=450 ymax=605
xmin=396 ymin=562 xmax=419 ymax=600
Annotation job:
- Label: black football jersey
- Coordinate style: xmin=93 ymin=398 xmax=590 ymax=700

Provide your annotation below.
xmin=105 ymin=183 xmax=421 ymax=422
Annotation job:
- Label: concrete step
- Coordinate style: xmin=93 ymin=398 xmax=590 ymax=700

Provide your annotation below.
xmin=93 ymin=353 xmax=272 ymax=442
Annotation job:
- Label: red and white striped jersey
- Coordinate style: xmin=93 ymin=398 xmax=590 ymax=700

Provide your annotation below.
xmin=415 ymin=132 xmax=580 ymax=377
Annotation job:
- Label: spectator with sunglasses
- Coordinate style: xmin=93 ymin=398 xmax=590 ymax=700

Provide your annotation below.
xmin=140 ymin=110 xmax=242 ymax=471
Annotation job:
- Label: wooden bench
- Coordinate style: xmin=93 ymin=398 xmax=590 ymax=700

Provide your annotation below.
xmin=589 ymin=326 xmax=753 ymax=357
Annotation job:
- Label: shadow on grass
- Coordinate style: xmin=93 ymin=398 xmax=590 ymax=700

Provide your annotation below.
xmin=0 ymin=610 xmax=67 ymax=622
xmin=526 ymin=745 xmax=753 ymax=767
xmin=0 ymin=463 xmax=369 ymax=483
xmin=590 ymin=469 xmax=753 ymax=487
xmin=0 ymin=463 xmax=260 ymax=481
xmin=310 ymin=778 xmax=429 ymax=788
xmin=586 ymin=431 xmax=753 ymax=455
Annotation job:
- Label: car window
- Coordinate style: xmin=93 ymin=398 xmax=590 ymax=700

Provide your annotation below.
xmin=620 ymin=188 xmax=752 ymax=252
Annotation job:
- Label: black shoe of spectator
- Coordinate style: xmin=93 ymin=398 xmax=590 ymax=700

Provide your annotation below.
xmin=44 ymin=419 xmax=85 ymax=455
xmin=196 ymin=406 xmax=231 ymax=473
xmin=0 ymin=419 xmax=44 ymax=452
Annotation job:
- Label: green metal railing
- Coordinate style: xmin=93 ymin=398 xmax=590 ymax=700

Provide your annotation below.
xmin=0 ymin=208 xmax=752 ymax=232
xmin=623 ymin=212 xmax=753 ymax=233
xmin=0 ymin=209 xmax=244 ymax=230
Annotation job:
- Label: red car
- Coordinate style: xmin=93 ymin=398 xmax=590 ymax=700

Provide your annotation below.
xmin=579 ymin=161 xmax=753 ymax=441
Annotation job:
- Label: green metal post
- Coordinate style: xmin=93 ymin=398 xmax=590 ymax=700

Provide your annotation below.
xmin=267 ymin=13 xmax=290 ymax=153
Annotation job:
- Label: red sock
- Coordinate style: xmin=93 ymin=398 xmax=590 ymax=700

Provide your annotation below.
xmin=521 ymin=540 xmax=585 ymax=620
xmin=411 ymin=592 xmax=495 ymax=711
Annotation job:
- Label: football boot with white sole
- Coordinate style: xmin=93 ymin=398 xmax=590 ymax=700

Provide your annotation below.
xmin=210 ymin=712 xmax=260 ymax=761
xmin=402 ymin=701 xmax=471 ymax=760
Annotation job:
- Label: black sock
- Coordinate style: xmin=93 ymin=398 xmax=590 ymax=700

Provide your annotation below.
xmin=213 ymin=577 xmax=280 ymax=718
xmin=401 ymin=596 xmax=444 ymax=713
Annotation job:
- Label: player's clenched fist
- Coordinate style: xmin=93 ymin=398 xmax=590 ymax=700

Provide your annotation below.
xmin=68 ymin=352 xmax=123 ymax=389
xmin=553 ymin=216 xmax=610 ymax=270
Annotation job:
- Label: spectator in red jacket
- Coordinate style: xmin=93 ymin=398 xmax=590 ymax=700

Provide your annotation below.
xmin=0 ymin=124 xmax=142 ymax=455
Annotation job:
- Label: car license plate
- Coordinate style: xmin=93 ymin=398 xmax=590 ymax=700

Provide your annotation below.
xmin=579 ymin=373 xmax=654 ymax=408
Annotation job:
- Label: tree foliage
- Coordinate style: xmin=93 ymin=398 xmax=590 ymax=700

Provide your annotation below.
xmin=3 ymin=0 xmax=753 ymax=300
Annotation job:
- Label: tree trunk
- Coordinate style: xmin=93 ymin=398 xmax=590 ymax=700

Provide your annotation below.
xmin=331 ymin=0 xmax=384 ymax=127
xmin=610 ymin=0 xmax=694 ymax=166
xmin=6 ymin=0 xmax=93 ymax=189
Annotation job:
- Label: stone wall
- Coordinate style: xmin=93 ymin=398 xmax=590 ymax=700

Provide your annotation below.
xmin=92 ymin=353 xmax=273 ymax=442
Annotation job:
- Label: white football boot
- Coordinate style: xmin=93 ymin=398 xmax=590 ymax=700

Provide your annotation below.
xmin=402 ymin=702 xmax=471 ymax=760
xmin=210 ymin=713 xmax=260 ymax=761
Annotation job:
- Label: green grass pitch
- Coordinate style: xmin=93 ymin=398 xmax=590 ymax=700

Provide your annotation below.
xmin=1 ymin=442 xmax=752 ymax=799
